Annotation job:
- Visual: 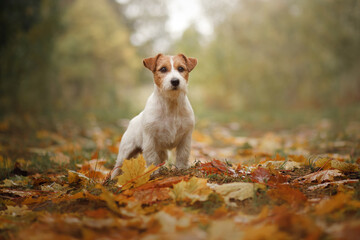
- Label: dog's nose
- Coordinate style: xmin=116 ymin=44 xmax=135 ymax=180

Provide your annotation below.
xmin=171 ymin=78 xmax=180 ymax=87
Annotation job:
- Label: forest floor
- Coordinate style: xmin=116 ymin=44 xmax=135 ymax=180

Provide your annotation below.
xmin=0 ymin=115 xmax=359 ymax=240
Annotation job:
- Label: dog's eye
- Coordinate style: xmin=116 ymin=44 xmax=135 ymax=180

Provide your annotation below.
xmin=160 ymin=67 xmax=167 ymax=73
xmin=178 ymin=66 xmax=184 ymax=72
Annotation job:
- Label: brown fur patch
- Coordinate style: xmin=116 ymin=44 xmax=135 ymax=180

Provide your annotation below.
xmin=144 ymin=53 xmax=197 ymax=88
xmin=153 ymin=55 xmax=171 ymax=88
xmin=173 ymin=55 xmax=190 ymax=82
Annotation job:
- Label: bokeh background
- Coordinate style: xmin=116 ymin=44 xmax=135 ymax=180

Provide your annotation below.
xmin=1 ymin=0 xmax=359 ymax=128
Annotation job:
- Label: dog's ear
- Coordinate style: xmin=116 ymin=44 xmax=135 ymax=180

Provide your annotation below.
xmin=178 ymin=54 xmax=197 ymax=72
xmin=187 ymin=57 xmax=197 ymax=72
xmin=143 ymin=53 xmax=162 ymax=72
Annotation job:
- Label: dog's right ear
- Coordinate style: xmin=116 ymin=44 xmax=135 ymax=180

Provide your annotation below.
xmin=143 ymin=53 xmax=162 ymax=72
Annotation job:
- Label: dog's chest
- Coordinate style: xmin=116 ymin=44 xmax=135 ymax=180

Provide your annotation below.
xmin=155 ymin=114 xmax=192 ymax=147
xmin=145 ymin=106 xmax=193 ymax=148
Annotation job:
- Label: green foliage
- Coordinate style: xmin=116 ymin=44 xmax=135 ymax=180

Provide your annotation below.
xmin=187 ymin=0 xmax=360 ymax=112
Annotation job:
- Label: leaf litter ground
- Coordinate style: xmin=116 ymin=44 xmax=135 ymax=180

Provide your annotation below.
xmin=0 ymin=117 xmax=360 ymax=240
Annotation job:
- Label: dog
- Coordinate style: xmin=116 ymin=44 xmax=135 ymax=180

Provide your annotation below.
xmin=111 ymin=53 xmax=197 ymax=179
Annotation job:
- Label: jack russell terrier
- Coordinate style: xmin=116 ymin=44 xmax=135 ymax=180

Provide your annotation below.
xmin=111 ymin=53 xmax=197 ymax=179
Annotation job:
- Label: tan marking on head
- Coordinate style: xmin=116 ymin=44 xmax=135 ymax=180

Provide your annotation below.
xmin=174 ymin=54 xmax=198 ymax=82
xmin=153 ymin=54 xmax=171 ymax=88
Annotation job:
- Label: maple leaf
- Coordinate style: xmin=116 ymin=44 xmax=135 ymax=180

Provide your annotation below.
xmin=209 ymin=182 xmax=263 ymax=206
xmin=171 ymin=177 xmax=213 ymax=203
xmin=116 ymin=155 xmax=158 ymax=190
xmin=294 ymin=169 xmax=343 ymax=183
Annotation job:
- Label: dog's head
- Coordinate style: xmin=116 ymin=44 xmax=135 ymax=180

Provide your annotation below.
xmin=143 ymin=53 xmax=197 ymax=96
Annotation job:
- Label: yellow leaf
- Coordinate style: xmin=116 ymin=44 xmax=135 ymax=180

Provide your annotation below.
xmin=314 ymin=157 xmax=332 ymax=169
xmin=116 ymin=155 xmax=158 ymax=190
xmin=171 ymin=177 xmax=212 ymax=203
xmin=330 ymin=160 xmax=358 ymax=172
xmin=68 ymin=170 xmax=90 ymax=184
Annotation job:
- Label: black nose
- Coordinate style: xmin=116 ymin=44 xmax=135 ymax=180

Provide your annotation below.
xmin=171 ymin=78 xmax=180 ymax=87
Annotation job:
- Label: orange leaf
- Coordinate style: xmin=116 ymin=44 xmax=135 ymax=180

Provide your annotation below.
xmin=133 ymin=188 xmax=171 ymax=204
xmin=267 ymin=185 xmax=307 ymax=207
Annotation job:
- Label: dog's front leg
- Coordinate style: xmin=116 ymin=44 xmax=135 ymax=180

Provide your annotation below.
xmin=175 ymin=131 xmax=192 ymax=169
xmin=142 ymin=133 xmax=164 ymax=166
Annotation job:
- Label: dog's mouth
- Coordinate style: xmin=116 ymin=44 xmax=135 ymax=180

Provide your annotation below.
xmin=171 ymin=86 xmax=178 ymax=90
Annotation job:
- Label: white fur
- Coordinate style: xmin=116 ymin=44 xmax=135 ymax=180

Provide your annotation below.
xmin=111 ymin=56 xmax=195 ymax=179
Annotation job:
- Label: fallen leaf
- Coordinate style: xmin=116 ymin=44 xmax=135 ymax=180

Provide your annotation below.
xmin=330 ymin=160 xmax=358 ymax=172
xmin=131 ymin=176 xmax=189 ymax=191
xmin=116 ymin=155 xmax=158 ymax=190
xmin=265 ymin=160 xmax=301 ymax=171
xmin=1 ymin=205 xmax=31 ymax=216
xmin=251 ymin=167 xmax=289 ymax=185
xmin=308 ymin=179 xmax=359 ymax=191
xmin=288 ymin=155 xmax=307 ymax=163
xmin=133 ymin=188 xmax=171 ymax=204
xmin=267 ymin=185 xmax=307 ymax=207
xmin=242 ymin=224 xmax=290 ymax=240
xmin=294 ymin=169 xmax=343 ymax=183
xmin=198 ymin=159 xmax=236 ymax=176
xmin=68 ymin=170 xmax=90 ymax=185
xmin=77 ymin=159 xmax=110 ymax=180
xmin=315 ymin=193 xmax=360 ymax=215
xmin=209 ymin=182 xmax=263 ymax=206
xmin=171 ymin=177 xmax=212 ymax=203
xmin=314 ymin=157 xmax=358 ymax=172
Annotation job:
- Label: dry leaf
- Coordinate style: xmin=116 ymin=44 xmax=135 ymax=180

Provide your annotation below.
xmin=330 ymin=160 xmax=358 ymax=172
xmin=68 ymin=170 xmax=90 ymax=184
xmin=1 ymin=205 xmax=31 ymax=216
xmin=294 ymin=169 xmax=343 ymax=183
xmin=265 ymin=160 xmax=301 ymax=170
xmin=308 ymin=179 xmax=359 ymax=191
xmin=315 ymin=193 xmax=351 ymax=215
xmin=209 ymin=182 xmax=263 ymax=206
xmin=133 ymin=188 xmax=171 ymax=204
xmin=116 ymin=155 xmax=158 ymax=190
xmin=267 ymin=185 xmax=307 ymax=207
xmin=77 ymin=159 xmax=110 ymax=180
xmin=171 ymin=177 xmax=212 ymax=203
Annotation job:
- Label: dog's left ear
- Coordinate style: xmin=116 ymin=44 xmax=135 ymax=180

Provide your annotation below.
xmin=178 ymin=54 xmax=197 ymax=72
xmin=143 ymin=53 xmax=162 ymax=72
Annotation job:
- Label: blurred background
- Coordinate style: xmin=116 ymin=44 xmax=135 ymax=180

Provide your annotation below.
xmin=1 ymin=0 xmax=359 ymax=128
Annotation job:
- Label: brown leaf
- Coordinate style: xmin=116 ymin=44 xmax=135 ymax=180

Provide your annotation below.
xmin=294 ymin=169 xmax=343 ymax=183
